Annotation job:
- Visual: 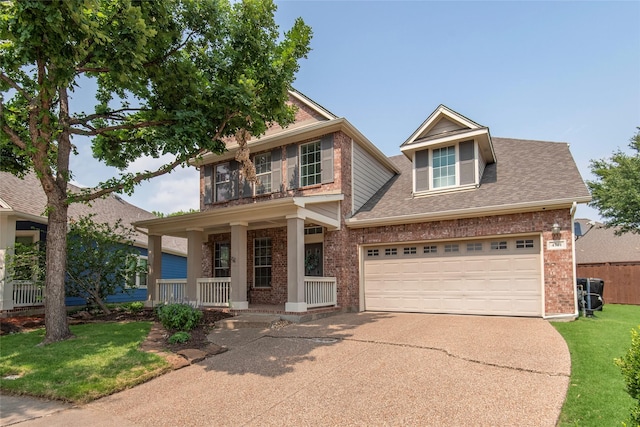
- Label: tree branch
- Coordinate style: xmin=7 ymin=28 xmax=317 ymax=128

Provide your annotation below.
xmin=68 ymin=108 xmax=146 ymax=125
xmin=0 ymin=73 xmax=32 ymax=101
xmin=1 ymin=99 xmax=28 ymax=149
xmin=69 ymin=119 xmax=174 ymax=136
xmin=72 ymin=148 xmax=208 ymax=204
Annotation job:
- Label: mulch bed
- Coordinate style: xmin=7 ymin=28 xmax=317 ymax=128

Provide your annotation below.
xmin=0 ymin=308 xmax=233 ymax=356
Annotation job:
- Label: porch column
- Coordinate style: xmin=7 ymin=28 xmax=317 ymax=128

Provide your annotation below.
xmin=0 ymin=215 xmax=16 ymax=310
xmin=186 ymin=228 xmax=204 ymax=304
xmin=285 ymin=215 xmax=307 ymax=312
xmin=147 ymin=234 xmax=162 ymax=305
xmin=230 ymin=222 xmax=248 ymax=309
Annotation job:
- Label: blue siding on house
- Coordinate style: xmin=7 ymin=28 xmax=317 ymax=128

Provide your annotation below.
xmin=65 ymin=248 xmax=187 ymax=307
xmin=161 ymin=252 xmax=188 ymax=279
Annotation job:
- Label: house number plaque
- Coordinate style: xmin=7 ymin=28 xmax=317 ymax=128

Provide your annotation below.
xmin=547 ymin=240 xmax=567 ymax=250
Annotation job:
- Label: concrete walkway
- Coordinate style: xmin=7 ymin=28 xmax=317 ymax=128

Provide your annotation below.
xmin=1 ymin=313 xmax=571 ymax=426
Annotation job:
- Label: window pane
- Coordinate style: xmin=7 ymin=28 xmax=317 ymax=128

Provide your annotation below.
xmin=254 ymin=238 xmax=272 ymax=287
xmin=300 ymin=141 xmax=321 ymax=186
xmin=214 ymin=242 xmax=230 ymax=277
xmin=215 ymin=163 xmax=231 ymax=202
xmin=255 ymin=153 xmax=272 ymax=195
xmin=432 ymin=146 xmax=456 ymax=189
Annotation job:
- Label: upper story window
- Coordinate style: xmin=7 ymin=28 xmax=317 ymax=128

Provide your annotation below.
xmin=432 ymin=146 xmax=456 ymax=188
xmin=300 ymin=141 xmax=322 ymax=187
xmin=285 ymin=134 xmax=335 ymax=191
xmin=254 ymin=152 xmax=272 ymax=195
xmin=215 ymin=163 xmax=231 ymax=202
xmin=413 ymin=140 xmax=478 ymax=194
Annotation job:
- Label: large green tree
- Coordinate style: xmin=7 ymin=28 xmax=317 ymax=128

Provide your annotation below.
xmin=588 ymin=128 xmax=640 ymax=235
xmin=0 ymin=0 xmax=311 ymax=344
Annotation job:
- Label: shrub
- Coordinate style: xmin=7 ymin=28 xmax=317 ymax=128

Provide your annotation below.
xmin=168 ymin=331 xmax=191 ymax=344
xmin=126 ymin=301 xmax=144 ymax=314
xmin=156 ymin=303 xmax=202 ymax=331
xmin=615 ymin=325 xmax=640 ymax=426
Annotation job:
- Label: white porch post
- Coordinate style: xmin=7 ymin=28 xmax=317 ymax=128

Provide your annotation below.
xmin=186 ymin=228 xmax=204 ymax=304
xmin=147 ymin=234 xmax=162 ymax=304
xmin=285 ymin=214 xmax=307 ymax=312
xmin=0 ymin=215 xmax=16 ymax=310
xmin=230 ymin=222 xmax=248 ymax=309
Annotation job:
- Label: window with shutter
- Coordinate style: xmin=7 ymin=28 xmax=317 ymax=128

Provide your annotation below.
xmin=413 ymin=140 xmax=482 ymax=194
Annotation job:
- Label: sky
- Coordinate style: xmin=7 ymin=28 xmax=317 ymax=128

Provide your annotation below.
xmin=69 ymin=1 xmax=640 ymax=221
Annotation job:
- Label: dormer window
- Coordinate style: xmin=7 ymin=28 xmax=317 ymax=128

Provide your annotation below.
xmin=413 ymin=140 xmax=479 ymax=194
xmin=400 ymin=105 xmax=496 ymax=197
xmin=432 ymin=146 xmax=456 ymax=188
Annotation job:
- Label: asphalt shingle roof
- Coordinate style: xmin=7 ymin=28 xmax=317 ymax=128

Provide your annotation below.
xmin=353 ymin=137 xmax=591 ymax=220
xmin=575 ymin=218 xmax=640 ymax=264
xmin=0 ymin=171 xmax=187 ymax=255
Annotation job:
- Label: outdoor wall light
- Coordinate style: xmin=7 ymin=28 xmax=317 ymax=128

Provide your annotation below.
xmin=551 ymin=223 xmax=561 ymax=236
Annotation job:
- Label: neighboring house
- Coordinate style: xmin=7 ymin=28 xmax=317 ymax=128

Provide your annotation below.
xmin=134 ymin=90 xmax=591 ymax=319
xmin=0 ymin=171 xmax=187 ymax=313
xmin=575 ymin=218 xmax=640 ymax=305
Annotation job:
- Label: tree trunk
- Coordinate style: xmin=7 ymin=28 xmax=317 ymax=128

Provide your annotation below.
xmin=41 ymin=197 xmax=73 ymax=345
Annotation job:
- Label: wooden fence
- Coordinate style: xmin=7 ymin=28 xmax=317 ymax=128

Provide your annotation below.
xmin=577 ymin=262 xmax=640 ymax=305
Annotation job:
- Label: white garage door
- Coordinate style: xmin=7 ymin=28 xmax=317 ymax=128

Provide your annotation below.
xmin=363 ymin=236 xmax=542 ymax=317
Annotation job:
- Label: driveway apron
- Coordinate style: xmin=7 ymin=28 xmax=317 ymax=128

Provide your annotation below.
xmin=12 ymin=313 xmax=571 ymax=426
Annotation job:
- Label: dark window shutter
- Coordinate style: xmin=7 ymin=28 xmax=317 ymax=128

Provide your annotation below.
xmin=415 ymin=150 xmax=429 ymax=192
xmin=230 ymin=160 xmax=240 ymax=200
xmin=204 ymin=165 xmax=213 ymax=204
xmin=271 ymin=148 xmax=282 ymax=192
xmin=242 ymin=173 xmax=252 ymax=198
xmin=459 ymin=140 xmax=475 ymax=185
xmin=286 ymin=145 xmax=299 ymax=190
xmin=321 ymin=134 xmax=334 ymax=184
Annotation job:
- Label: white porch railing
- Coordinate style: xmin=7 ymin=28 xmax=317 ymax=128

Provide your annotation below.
xmin=197 ymin=277 xmax=230 ymax=307
xmin=156 ymin=279 xmax=187 ymax=303
xmin=304 ymin=276 xmax=337 ymax=308
xmin=12 ymin=280 xmax=44 ymax=307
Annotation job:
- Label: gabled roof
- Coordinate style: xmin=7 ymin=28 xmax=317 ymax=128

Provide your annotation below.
xmin=347 ymin=138 xmax=591 ymax=227
xmin=400 ymin=105 xmax=496 ymax=164
xmin=0 ymin=171 xmax=187 ymax=255
xmin=288 ymin=88 xmax=338 ymax=120
xmin=195 ymin=92 xmax=399 ymax=174
xmin=575 ymin=218 xmax=640 ymax=264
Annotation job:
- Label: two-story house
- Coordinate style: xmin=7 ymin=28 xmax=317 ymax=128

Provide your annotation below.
xmin=135 ymin=90 xmax=591 ymax=319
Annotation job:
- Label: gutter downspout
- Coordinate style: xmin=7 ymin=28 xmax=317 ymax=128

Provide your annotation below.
xmin=544 ymin=202 xmax=580 ymax=321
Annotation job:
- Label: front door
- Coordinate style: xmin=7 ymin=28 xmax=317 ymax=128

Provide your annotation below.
xmin=304 ymin=243 xmax=323 ymax=277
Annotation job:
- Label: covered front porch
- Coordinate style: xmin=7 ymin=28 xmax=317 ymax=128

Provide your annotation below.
xmin=134 ymin=195 xmax=344 ymax=313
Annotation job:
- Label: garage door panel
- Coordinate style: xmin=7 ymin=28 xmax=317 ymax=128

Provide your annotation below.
xmin=364 ymin=237 xmax=542 ymax=317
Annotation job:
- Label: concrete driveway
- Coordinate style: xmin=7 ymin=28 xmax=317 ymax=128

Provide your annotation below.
xmin=6 ymin=312 xmax=571 ymax=426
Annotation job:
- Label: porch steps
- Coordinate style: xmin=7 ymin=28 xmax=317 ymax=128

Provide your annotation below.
xmin=216 ymin=314 xmax=281 ymax=330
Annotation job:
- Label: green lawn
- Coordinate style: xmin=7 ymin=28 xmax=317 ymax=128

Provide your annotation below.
xmin=0 ymin=322 xmax=170 ymax=403
xmin=554 ymin=304 xmax=640 ymax=427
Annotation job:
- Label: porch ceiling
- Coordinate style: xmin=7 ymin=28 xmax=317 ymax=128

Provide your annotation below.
xmin=133 ymin=194 xmax=344 ymax=238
